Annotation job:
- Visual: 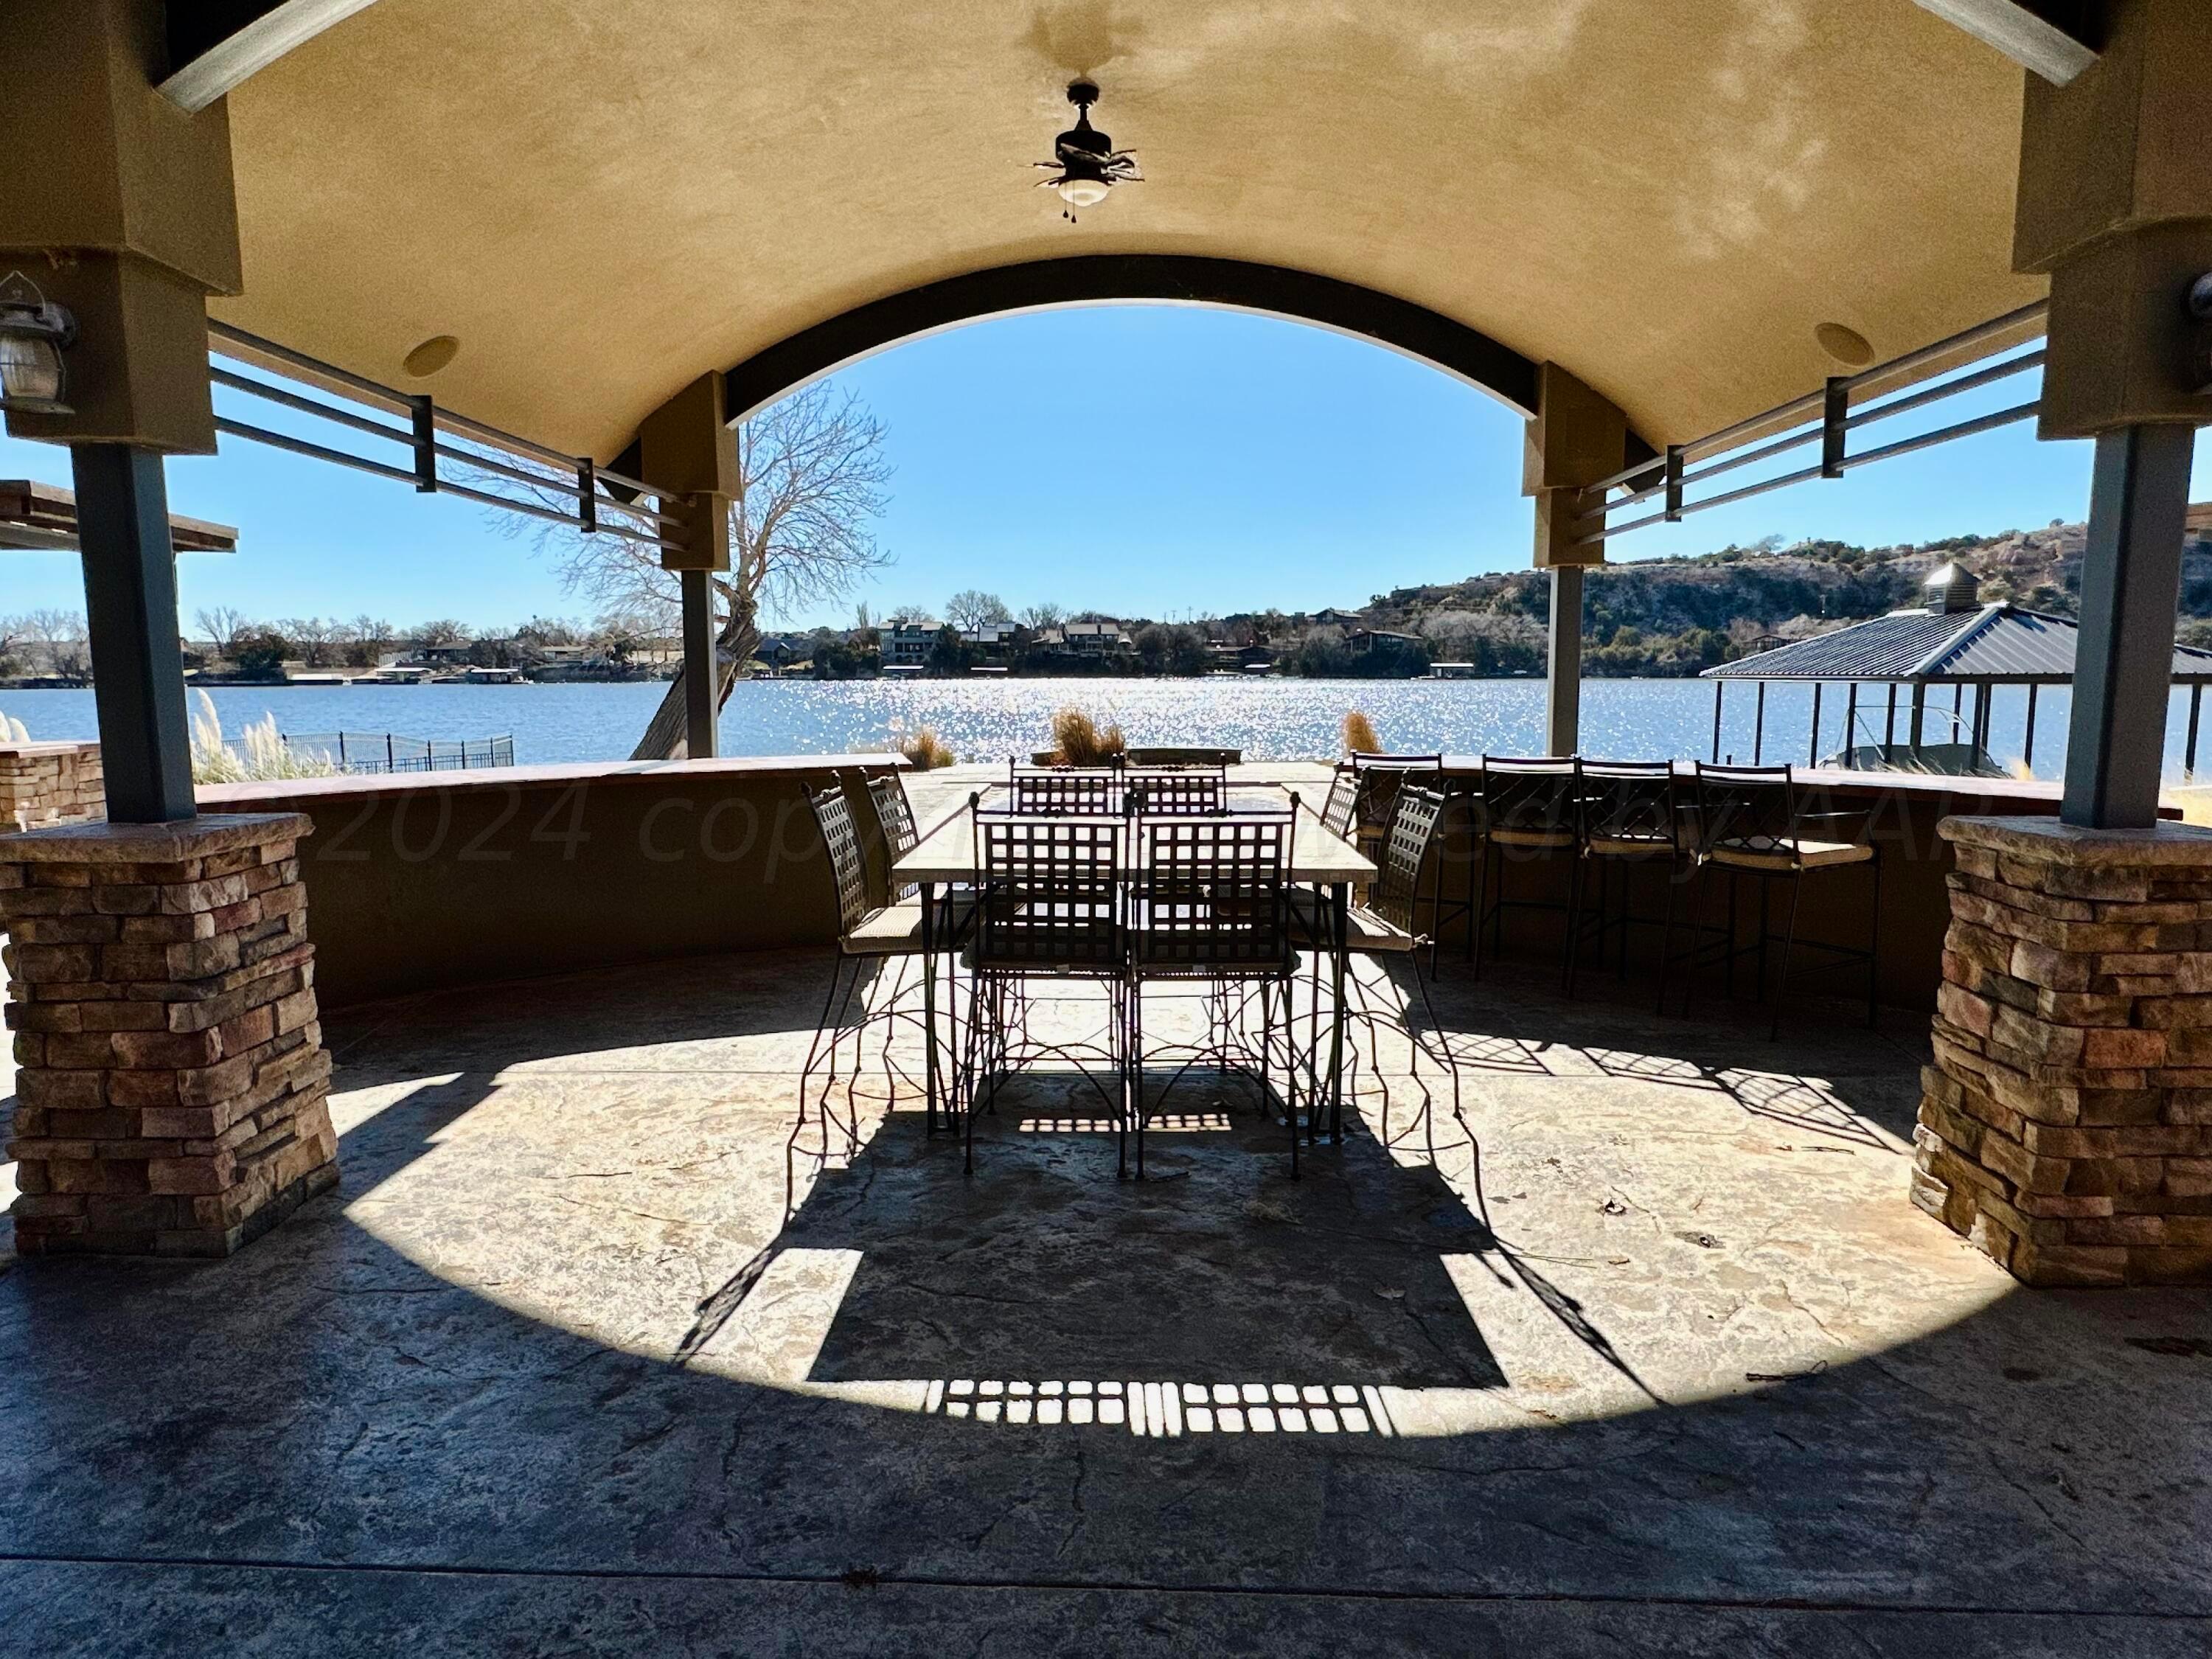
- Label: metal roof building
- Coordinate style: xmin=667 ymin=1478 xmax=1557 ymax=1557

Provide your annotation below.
xmin=1697 ymin=563 xmax=2212 ymax=773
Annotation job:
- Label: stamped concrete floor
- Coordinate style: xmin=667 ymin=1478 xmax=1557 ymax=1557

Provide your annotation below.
xmin=3 ymin=945 xmax=2211 ymax=1655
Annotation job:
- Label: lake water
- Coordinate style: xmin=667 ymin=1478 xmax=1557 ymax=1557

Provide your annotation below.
xmin=2 ymin=674 xmax=2202 ymax=782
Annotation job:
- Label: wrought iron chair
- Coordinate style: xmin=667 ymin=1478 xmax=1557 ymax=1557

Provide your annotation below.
xmin=789 ymin=779 xmax=939 ymax=1210
xmin=1123 ymin=764 xmax=1227 ymax=816
xmin=1347 ymin=751 xmax=1443 ymax=860
xmin=962 ymin=804 xmax=1131 ymax=1175
xmin=1683 ymin=762 xmax=1880 ymax=1037
xmin=1320 ymin=765 xmax=1360 ymax=841
xmin=1569 ymin=758 xmax=1690 ymax=1010
xmin=866 ymin=771 xmax=922 ymax=902
xmin=1314 ymin=782 xmax=1464 ymax=1157
xmin=1006 ymin=764 xmax=1127 ymax=816
xmin=1127 ymin=807 xmax=1301 ymax=1177
xmin=1470 ymin=754 xmax=1579 ymax=981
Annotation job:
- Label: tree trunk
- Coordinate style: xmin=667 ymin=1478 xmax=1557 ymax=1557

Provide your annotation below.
xmin=627 ymin=604 xmax=761 ymax=761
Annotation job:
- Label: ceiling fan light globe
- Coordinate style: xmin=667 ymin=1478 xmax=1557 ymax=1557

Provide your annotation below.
xmin=1057 ymin=178 xmax=1110 ymax=209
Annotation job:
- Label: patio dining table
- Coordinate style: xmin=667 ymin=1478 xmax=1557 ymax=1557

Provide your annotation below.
xmin=890 ymin=785 xmax=1377 ymax=1141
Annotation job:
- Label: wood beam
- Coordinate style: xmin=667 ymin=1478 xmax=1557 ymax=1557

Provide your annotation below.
xmin=160 ymin=0 xmax=379 ymax=113
xmin=1913 ymin=0 xmax=2101 ymax=86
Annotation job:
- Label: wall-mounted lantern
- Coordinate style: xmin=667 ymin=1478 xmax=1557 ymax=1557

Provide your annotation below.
xmin=0 ymin=271 xmax=78 ymax=416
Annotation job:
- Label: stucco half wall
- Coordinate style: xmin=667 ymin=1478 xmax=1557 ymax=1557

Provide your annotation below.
xmin=198 ymin=755 xmax=905 ymax=1009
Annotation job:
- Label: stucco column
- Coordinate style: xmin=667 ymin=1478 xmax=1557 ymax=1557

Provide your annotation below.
xmin=1522 ymin=364 xmax=1630 ymax=757
xmin=636 ymin=375 xmax=738 ymax=760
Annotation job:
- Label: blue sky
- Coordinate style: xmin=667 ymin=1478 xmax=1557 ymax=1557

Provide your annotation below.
xmin=4 ymin=306 xmax=2209 ymax=633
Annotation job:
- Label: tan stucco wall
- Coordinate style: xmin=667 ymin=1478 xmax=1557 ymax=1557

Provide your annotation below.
xmin=200 ymin=756 xmax=903 ymax=1008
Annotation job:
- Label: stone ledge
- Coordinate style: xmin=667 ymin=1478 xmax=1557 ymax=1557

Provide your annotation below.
xmin=0 ymin=813 xmax=312 ymax=864
xmin=1941 ymin=816 xmax=2212 ymax=866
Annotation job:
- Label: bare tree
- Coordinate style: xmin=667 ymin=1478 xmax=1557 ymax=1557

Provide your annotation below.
xmin=945 ymin=590 xmax=1012 ymax=632
xmin=413 ymin=619 xmax=474 ymax=647
xmin=886 ymin=603 xmax=934 ymax=625
xmin=1019 ymin=601 xmax=1065 ymax=630
xmin=348 ymin=614 xmax=396 ymax=665
xmin=542 ymin=383 xmax=892 ymax=759
xmin=283 ymin=616 xmax=338 ymax=667
xmin=195 ymin=605 xmax=248 ymax=661
xmin=21 ymin=609 xmax=89 ymax=682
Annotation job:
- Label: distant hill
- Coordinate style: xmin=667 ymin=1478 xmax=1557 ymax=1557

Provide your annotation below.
xmin=1335 ymin=521 xmax=2212 ymax=678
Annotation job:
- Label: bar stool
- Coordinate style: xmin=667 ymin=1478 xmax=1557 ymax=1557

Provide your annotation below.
xmin=1683 ymin=762 xmax=1881 ymax=1037
xmin=1470 ymin=754 xmax=1579 ymax=982
xmin=1568 ymin=759 xmax=1689 ymax=1010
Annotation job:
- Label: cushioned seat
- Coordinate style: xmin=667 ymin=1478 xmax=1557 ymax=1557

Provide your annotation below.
xmin=843 ymin=901 xmax=929 ymax=953
xmin=1486 ymin=827 xmax=1575 ymax=849
xmin=1586 ymin=832 xmax=1676 ymax=858
xmin=1288 ymin=891 xmax=1420 ymax=953
xmin=1706 ymin=837 xmax=1874 ymax=872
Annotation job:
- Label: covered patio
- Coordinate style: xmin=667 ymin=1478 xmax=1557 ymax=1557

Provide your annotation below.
xmin=7 ymin=0 xmax=2212 ymax=1649
xmin=8 ymin=928 xmax=2211 ymax=1653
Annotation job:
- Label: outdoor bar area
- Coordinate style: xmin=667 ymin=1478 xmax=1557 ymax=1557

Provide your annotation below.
xmin=4 ymin=3 xmax=2212 ymax=1652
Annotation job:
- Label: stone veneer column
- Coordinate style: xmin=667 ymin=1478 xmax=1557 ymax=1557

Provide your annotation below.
xmin=2 ymin=813 xmax=336 ymax=1256
xmin=0 ymin=742 xmax=105 ymax=832
xmin=1914 ymin=815 xmax=2212 ymax=1287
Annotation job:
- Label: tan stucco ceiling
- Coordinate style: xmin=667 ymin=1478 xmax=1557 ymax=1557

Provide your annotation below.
xmin=209 ymin=0 xmax=2045 ymax=460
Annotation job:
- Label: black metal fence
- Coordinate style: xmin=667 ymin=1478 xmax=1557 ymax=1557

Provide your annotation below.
xmin=280 ymin=732 xmax=515 ymax=774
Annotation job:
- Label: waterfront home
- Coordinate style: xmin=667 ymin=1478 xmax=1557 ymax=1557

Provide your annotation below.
xmin=885 ymin=622 xmax=943 ymax=668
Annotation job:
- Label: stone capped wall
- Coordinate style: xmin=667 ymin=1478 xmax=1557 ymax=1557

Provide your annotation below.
xmin=0 ymin=742 xmax=104 ymax=832
xmin=2 ymin=813 xmax=336 ymax=1256
xmin=1913 ymin=815 xmax=2212 ymax=1287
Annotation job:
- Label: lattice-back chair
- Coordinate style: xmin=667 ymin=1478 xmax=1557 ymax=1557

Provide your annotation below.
xmin=1124 ymin=764 xmax=1226 ymax=817
xmin=964 ymin=806 xmax=1130 ymax=1173
xmin=866 ymin=771 xmax=920 ymax=903
xmin=1321 ymin=782 xmax=1462 ymax=1161
xmin=1007 ymin=765 xmax=1127 ymax=816
xmin=1319 ymin=765 xmax=1360 ymax=841
xmin=1470 ymin=754 xmax=1579 ymax=979
xmin=1129 ymin=809 xmax=1299 ymax=1175
xmin=1686 ymin=762 xmax=1880 ymax=1037
xmin=789 ymin=779 xmax=935 ymax=1214
xmin=1571 ymin=759 xmax=1686 ymax=1008
xmin=1347 ymin=751 xmax=1442 ymax=846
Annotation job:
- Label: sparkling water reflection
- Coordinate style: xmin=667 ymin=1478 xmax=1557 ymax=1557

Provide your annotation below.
xmin=4 ymin=675 xmax=2202 ymax=783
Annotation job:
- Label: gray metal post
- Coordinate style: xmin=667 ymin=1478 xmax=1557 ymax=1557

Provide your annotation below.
xmin=1753 ymin=681 xmax=1765 ymax=763
xmin=1910 ymin=684 xmax=1926 ymax=748
xmin=71 ymin=445 xmax=196 ymax=823
xmin=2188 ymin=684 xmax=2202 ymax=778
xmin=1808 ymin=682 xmax=1823 ymax=765
xmin=2062 ymin=425 xmax=2195 ymax=829
xmin=1545 ymin=565 xmax=1583 ymax=757
xmin=2024 ymin=683 xmax=2039 ymax=769
xmin=680 ymin=566 xmax=720 ymax=760
xmin=1843 ymin=682 xmax=1857 ymax=768
xmin=1711 ymin=680 xmax=1723 ymax=762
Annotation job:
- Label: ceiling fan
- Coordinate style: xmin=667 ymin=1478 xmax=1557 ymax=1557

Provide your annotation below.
xmin=1033 ymin=80 xmax=1141 ymax=222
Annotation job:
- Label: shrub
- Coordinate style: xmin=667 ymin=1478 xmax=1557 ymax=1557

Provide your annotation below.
xmin=897 ymin=727 xmax=956 ymax=771
xmin=1049 ymin=706 xmax=1126 ymax=767
xmin=187 ymin=690 xmax=336 ymax=784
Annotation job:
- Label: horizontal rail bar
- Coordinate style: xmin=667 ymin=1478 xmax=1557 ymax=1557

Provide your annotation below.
xmin=213 ymin=417 xmax=421 ymax=486
xmin=210 ymin=319 xmax=680 ymax=507
xmin=1578 ymin=420 xmax=1823 ymax=525
xmin=1840 ymin=398 xmax=2040 ymax=470
xmin=1574 ymin=298 xmax=2051 ymax=498
xmin=211 ymin=366 xmax=418 ymax=448
xmin=431 ymin=476 xmax=678 ymax=549
xmin=1843 ymin=349 xmax=2044 ymax=431
xmin=431 ymin=440 xmax=679 ymax=527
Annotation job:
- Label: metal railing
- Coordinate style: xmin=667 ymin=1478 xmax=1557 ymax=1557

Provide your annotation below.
xmin=1573 ymin=301 xmax=2050 ymax=546
xmin=277 ymin=731 xmax=516 ymax=774
xmin=204 ymin=321 xmax=687 ymax=555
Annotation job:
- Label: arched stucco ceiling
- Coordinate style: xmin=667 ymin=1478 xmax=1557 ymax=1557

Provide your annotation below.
xmin=209 ymin=0 xmax=2044 ymax=462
